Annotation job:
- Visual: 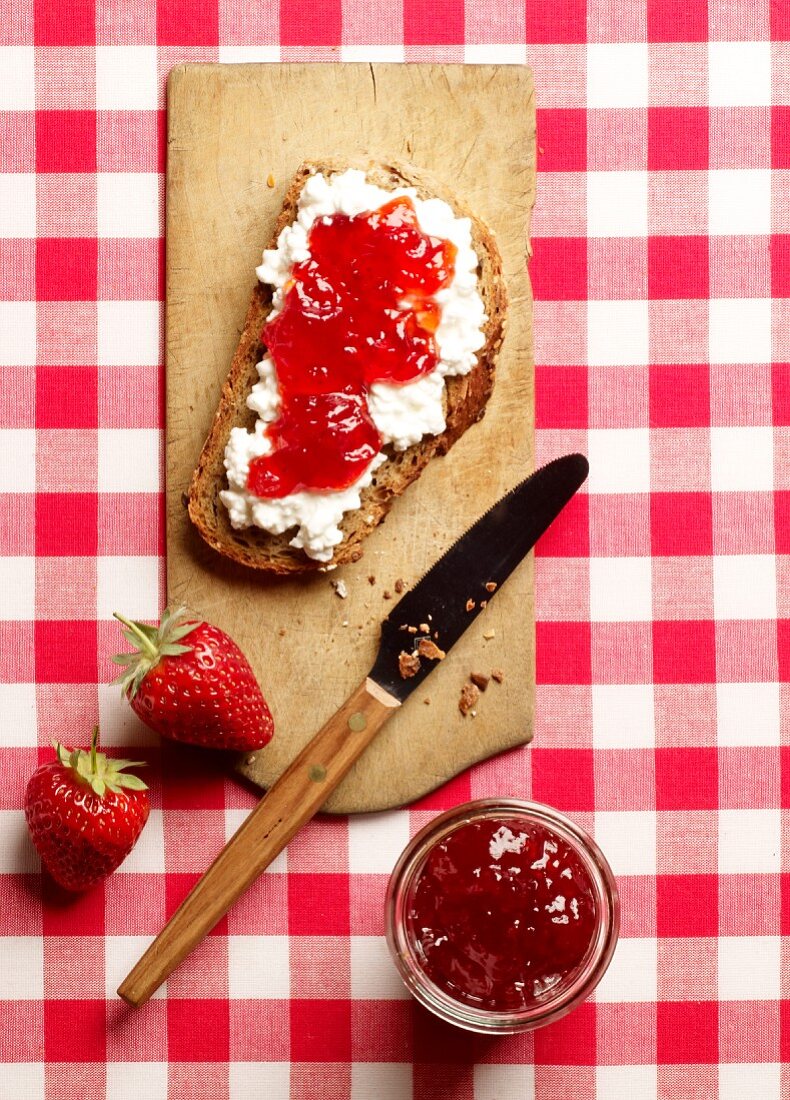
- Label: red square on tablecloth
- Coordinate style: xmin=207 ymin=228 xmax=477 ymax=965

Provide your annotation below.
xmin=157 ymin=0 xmax=219 ymax=45
xmin=650 ymin=493 xmax=714 ymax=555
xmin=532 ymin=748 xmax=595 ymax=811
xmin=649 ymin=365 xmax=711 ymax=428
xmin=534 ymin=1001 xmax=596 ymax=1063
xmin=657 ymin=1001 xmax=718 ymax=1063
xmin=36 ymin=110 xmax=96 ymax=173
xmin=775 ymin=491 xmax=790 ymax=552
xmin=653 ymin=620 xmax=717 ymax=684
xmin=772 ymin=107 xmax=790 ymax=168
xmin=35 ymin=620 xmax=98 ymax=683
xmin=527 ymin=0 xmax=586 ymax=44
xmin=648 ymin=108 xmax=709 ymax=170
xmin=772 ymin=235 xmax=790 ymax=297
xmin=535 ymin=493 xmax=589 ymax=556
xmin=35 ymin=493 xmax=98 ymax=556
xmin=403 ymin=0 xmax=463 ymax=44
xmin=537 ymin=108 xmax=587 ymax=171
xmin=536 ymin=622 xmax=592 ymax=684
xmin=657 ymin=874 xmax=718 ymax=937
xmin=34 ymin=0 xmax=95 ymax=44
xmin=41 ymin=876 xmax=105 ymax=936
xmin=36 ymin=238 xmax=97 ymax=302
xmin=45 ymin=1000 xmax=106 ymax=1062
xmin=648 ymin=236 xmax=709 ymax=299
xmin=167 ymin=999 xmax=229 ymax=1062
xmin=36 ymin=367 xmax=98 ymax=430
xmin=532 ymin=237 xmax=587 ymax=301
xmin=536 ymin=366 xmax=588 ymax=428
xmin=647 ymin=0 xmax=708 ymax=40
xmin=290 ymin=1000 xmax=352 ymax=1062
xmin=288 ymin=874 xmax=349 ymax=935
xmin=655 ymin=747 xmax=719 ymax=810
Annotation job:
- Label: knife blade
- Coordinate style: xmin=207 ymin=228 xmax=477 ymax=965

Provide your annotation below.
xmin=370 ymin=451 xmax=589 ymax=699
xmin=118 ymin=452 xmax=588 ymax=1007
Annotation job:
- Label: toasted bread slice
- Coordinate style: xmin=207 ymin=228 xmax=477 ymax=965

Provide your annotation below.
xmin=187 ymin=158 xmax=508 ymax=574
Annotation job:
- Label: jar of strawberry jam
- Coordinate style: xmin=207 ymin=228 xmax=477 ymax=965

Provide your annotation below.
xmin=385 ymin=799 xmax=619 ymax=1033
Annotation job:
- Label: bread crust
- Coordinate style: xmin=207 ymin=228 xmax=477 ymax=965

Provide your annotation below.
xmin=187 ymin=158 xmax=508 ymax=574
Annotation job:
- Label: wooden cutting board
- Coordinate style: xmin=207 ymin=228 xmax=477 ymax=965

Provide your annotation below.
xmin=166 ymin=63 xmax=535 ymax=813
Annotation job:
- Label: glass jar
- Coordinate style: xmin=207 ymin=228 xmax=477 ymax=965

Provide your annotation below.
xmin=385 ymin=798 xmax=619 ymax=1034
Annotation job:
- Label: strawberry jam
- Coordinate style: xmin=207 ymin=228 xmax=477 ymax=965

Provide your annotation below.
xmin=247 ymin=197 xmax=457 ymax=499
xmin=405 ymin=817 xmax=598 ymax=1013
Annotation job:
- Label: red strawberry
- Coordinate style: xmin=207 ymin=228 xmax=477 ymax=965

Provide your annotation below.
xmin=25 ymin=728 xmax=149 ymax=892
xmin=113 ymin=607 xmax=274 ymax=752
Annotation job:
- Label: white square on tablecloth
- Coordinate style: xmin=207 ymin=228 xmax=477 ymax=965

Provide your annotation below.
xmin=0 ymin=936 xmax=42 ymax=999
xmin=98 ymin=683 xmax=159 ymax=748
xmin=340 ymin=45 xmax=408 ymax=63
xmin=587 ymin=429 xmax=651 ymax=493
xmin=713 ymin=554 xmax=777 ymax=620
xmin=709 ymin=169 xmax=771 ymax=235
xmin=587 ymin=44 xmax=648 ymax=108
xmin=97 ymin=173 xmax=161 ymax=238
xmin=718 ymin=936 xmax=781 ymax=1001
xmin=0 ymin=1065 xmax=44 ymax=1098
xmin=97 ymin=556 xmax=160 ymax=621
xmin=0 ymin=303 xmax=36 ymax=367
xmin=709 ymin=42 xmax=771 ymax=107
xmin=588 ymin=302 xmax=649 ymax=366
xmin=117 ymin=808 xmax=164 ymax=874
xmin=594 ymin=811 xmax=656 ymax=876
xmin=225 ymin=809 xmax=288 ymax=873
xmin=228 ymin=935 xmax=290 ymax=998
xmin=96 ymin=47 xmax=159 ymax=111
xmin=587 ymin=172 xmax=648 ymax=238
xmin=595 ymin=936 xmax=657 ymax=1002
xmin=0 ymin=173 xmax=35 ymax=237
xmin=351 ymin=1064 xmax=414 ymax=1100
xmin=97 ymin=301 xmax=161 ymax=366
xmin=464 ymin=44 xmax=526 ymax=65
xmin=0 ymin=47 xmax=35 ymax=109
xmin=98 ymin=428 xmax=161 ymax=492
xmin=474 ymin=1065 xmax=535 ymax=1100
xmin=719 ymin=1063 xmax=780 ymax=1100
xmin=350 ymin=936 xmax=410 ymax=1000
xmin=0 ymin=429 xmax=35 ymax=492
xmin=0 ymin=684 xmax=37 ymax=747
xmin=719 ymin=809 xmax=780 ymax=873
xmin=716 ymin=682 xmax=781 ymax=746
xmin=709 ymin=298 xmax=772 ymax=365
xmin=348 ymin=809 xmax=410 ymax=875
xmin=105 ymin=936 xmax=166 ymax=1000
xmin=0 ymin=557 xmax=35 ymax=619
xmin=590 ymin=557 xmax=652 ymax=622
xmin=596 ymin=1067 xmax=658 ymax=1099
xmin=107 ymin=1063 xmax=168 ymax=1100
xmin=592 ymin=684 xmax=655 ymax=748
xmin=230 ymin=1064 xmax=290 ymax=1100
xmin=710 ymin=426 xmax=774 ymax=491
xmin=0 ymin=810 xmax=39 ymax=873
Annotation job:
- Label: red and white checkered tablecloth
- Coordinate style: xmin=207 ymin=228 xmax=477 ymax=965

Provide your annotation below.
xmin=1 ymin=1 xmax=787 ymax=1097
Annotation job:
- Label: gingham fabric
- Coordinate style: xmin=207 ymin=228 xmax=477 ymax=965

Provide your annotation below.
xmin=0 ymin=1 xmax=786 ymax=1097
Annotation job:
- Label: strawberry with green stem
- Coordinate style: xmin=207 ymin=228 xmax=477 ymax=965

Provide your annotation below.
xmin=25 ymin=727 xmax=149 ymax=892
xmin=113 ymin=606 xmax=274 ymax=752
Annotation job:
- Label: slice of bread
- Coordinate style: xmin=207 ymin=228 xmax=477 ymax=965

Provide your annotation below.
xmin=187 ymin=158 xmax=508 ymax=574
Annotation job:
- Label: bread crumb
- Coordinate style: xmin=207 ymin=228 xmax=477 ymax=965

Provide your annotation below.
xmin=423 ymin=698 xmax=430 ymax=705
xmin=407 ymin=625 xmax=418 ymax=634
xmin=267 ymin=172 xmax=275 ymax=188
xmin=480 ymin=600 xmax=487 ymax=609
xmin=470 ymin=710 xmax=477 ymax=718
xmin=459 ymin=682 xmax=479 ymax=716
xmin=331 ymin=579 xmax=348 ymax=599
xmin=399 ymin=623 xmax=408 ymax=631
xmin=483 ymin=629 xmax=495 ymax=641
xmin=485 ymin=582 xmax=497 ymax=593
xmin=491 ymin=668 xmax=505 ymax=683
xmin=278 ymin=628 xmax=286 ymax=637
xmin=470 ymin=671 xmax=490 ymax=691
xmin=419 ymin=623 xmax=430 ymax=633
xmin=394 ymin=578 xmax=404 ymax=594
xmin=399 ymin=651 xmax=421 ymax=679
xmin=383 ymin=590 xmax=392 ymax=600
xmin=368 ymin=575 xmax=376 ymax=585
xmin=417 ymin=638 xmax=445 ymax=661
xmin=466 ymin=598 xmax=476 ymax=612
xmin=342 ymin=620 xmax=349 ymax=627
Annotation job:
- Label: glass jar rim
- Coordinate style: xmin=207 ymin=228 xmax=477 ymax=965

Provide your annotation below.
xmin=385 ymin=798 xmax=620 ymax=1034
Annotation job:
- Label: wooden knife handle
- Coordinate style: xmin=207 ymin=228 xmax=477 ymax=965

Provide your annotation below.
xmin=118 ymin=677 xmax=400 ymax=1007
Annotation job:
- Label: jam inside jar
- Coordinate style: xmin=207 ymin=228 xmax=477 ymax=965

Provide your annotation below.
xmin=386 ymin=800 xmax=619 ymax=1033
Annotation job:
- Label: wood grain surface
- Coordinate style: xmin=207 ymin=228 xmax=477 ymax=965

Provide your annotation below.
xmin=166 ymin=63 xmax=536 ymax=813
